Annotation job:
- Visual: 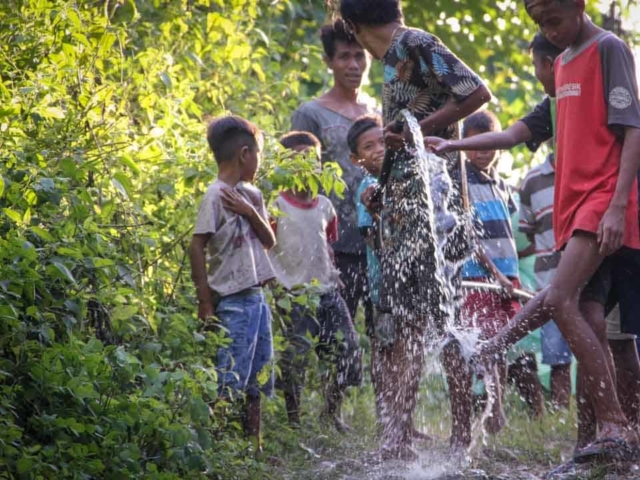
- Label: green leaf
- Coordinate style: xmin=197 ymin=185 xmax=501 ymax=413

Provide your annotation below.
xmin=16 ymin=458 xmax=33 ymax=474
xmin=31 ymin=226 xmax=55 ymax=242
xmin=51 ymin=261 xmax=77 ymax=285
xmin=0 ymin=176 xmax=4 ymax=197
xmin=39 ymin=107 xmax=65 ymax=119
xmin=111 ymin=305 xmax=138 ymax=321
xmin=3 ymin=208 xmax=22 ymax=224
xmin=276 ymin=296 xmax=291 ymax=312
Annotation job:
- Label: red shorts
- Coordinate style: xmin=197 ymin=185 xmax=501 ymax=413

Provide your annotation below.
xmin=462 ymin=278 xmax=521 ymax=340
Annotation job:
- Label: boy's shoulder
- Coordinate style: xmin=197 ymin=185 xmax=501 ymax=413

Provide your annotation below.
xmin=293 ymin=99 xmax=323 ymax=118
xmin=203 ymin=178 xmax=225 ymax=198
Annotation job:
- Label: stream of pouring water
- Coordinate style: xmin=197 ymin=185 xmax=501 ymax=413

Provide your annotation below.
xmin=400 ymin=110 xmax=498 ymax=454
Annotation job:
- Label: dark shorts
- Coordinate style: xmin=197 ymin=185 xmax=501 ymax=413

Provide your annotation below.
xmin=582 ymin=247 xmax=640 ymax=337
xmin=280 ymin=290 xmax=362 ymax=388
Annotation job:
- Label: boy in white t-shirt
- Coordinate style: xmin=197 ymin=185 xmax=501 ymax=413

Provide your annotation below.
xmin=271 ymin=131 xmax=362 ymax=432
xmin=190 ymin=115 xmax=276 ymax=454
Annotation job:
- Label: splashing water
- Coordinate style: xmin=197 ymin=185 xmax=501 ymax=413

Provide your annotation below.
xmin=399 ymin=110 xmax=499 ymax=453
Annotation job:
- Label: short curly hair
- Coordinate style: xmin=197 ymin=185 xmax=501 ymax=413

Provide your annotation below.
xmin=339 ymin=0 xmax=403 ymax=28
xmin=462 ymin=110 xmax=502 ymax=137
xmin=320 ymin=19 xmax=360 ymax=59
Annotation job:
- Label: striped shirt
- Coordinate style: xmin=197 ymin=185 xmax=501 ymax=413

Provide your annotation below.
xmin=462 ymin=162 xmax=519 ymax=280
xmin=519 ymin=155 xmax=560 ymax=290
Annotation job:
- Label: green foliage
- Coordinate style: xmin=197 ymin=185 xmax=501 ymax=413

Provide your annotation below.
xmin=0 ymin=0 xmax=330 ymax=478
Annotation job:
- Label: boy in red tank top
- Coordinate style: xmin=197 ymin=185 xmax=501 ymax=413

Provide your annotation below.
xmin=473 ymin=0 xmax=640 ymax=463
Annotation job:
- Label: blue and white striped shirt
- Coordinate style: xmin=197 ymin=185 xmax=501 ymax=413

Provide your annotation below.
xmin=462 ymin=162 xmax=519 ymax=280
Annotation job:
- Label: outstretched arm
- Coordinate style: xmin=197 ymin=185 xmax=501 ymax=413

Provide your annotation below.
xmin=426 ymin=121 xmax=533 ymax=154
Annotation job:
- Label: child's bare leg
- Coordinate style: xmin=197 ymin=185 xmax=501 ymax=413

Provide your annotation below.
xmin=379 ymin=322 xmax=425 ymax=459
xmin=370 ymin=338 xmax=384 ymax=436
xmin=441 ymin=340 xmax=472 ymax=448
xmin=576 ymin=363 xmax=597 ymax=449
xmin=544 ymin=234 xmax=629 ymax=439
xmin=509 ymin=353 xmax=544 ymax=418
xmin=574 ymin=299 xmax=620 ymax=449
xmin=610 ymin=339 xmax=640 ymax=429
xmin=478 ymin=289 xmax=551 ymax=364
xmin=485 ymin=356 xmax=507 ymax=435
xmin=323 ymin=380 xmax=350 ymax=433
xmin=550 ymin=365 xmax=572 ymax=410
xmin=243 ymin=394 xmax=262 ymax=453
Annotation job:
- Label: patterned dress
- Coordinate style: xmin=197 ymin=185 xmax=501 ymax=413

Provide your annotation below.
xmin=378 ymin=28 xmax=485 ymax=329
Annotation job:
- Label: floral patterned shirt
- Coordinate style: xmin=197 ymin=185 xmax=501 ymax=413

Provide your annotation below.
xmin=382 ymin=28 xmax=485 ymax=162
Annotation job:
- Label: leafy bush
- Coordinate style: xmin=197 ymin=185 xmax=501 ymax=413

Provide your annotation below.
xmin=0 ymin=0 xmax=332 ymax=477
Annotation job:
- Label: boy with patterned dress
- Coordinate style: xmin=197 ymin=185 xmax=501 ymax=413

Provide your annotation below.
xmin=339 ymin=0 xmax=491 ymax=457
xmin=270 ymin=132 xmax=362 ymax=433
xmin=190 ymin=116 xmax=276 ymax=454
xmin=432 ymin=0 xmax=640 ymax=461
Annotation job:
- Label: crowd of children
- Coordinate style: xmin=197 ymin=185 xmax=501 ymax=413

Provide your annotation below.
xmin=189 ymin=0 xmax=640 ymax=472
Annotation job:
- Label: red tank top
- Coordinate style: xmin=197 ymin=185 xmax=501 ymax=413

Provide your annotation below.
xmin=554 ymin=34 xmax=640 ymax=250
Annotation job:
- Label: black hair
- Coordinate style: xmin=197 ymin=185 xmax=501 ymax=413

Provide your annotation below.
xmin=347 ymin=114 xmax=382 ymax=154
xmin=279 ymin=131 xmax=321 ymax=151
xmin=523 ymin=0 xmax=573 ymax=15
xmin=529 ymin=32 xmax=564 ymax=59
xmin=339 ymin=0 xmax=403 ymax=28
xmin=320 ymin=19 xmax=360 ymax=59
xmin=206 ymin=115 xmax=261 ymax=164
xmin=462 ymin=110 xmax=502 ymax=137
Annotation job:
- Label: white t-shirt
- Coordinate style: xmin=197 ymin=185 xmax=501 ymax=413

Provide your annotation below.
xmin=193 ymin=179 xmax=274 ymax=297
xmin=269 ymin=192 xmax=340 ymax=292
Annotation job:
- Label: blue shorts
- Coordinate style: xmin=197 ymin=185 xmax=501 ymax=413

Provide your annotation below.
xmin=540 ymin=320 xmax=572 ymax=366
xmin=216 ymin=288 xmax=274 ymax=398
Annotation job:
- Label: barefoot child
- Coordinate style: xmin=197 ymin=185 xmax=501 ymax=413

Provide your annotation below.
xmin=431 ymin=0 xmax=640 ymax=461
xmin=348 ymin=115 xmax=386 ymax=421
xmin=339 ymin=0 xmax=490 ymax=457
xmin=190 ymin=116 xmax=276 ymax=454
xmin=270 ymin=131 xmax=362 ymax=433
xmin=460 ymin=111 xmax=521 ymax=436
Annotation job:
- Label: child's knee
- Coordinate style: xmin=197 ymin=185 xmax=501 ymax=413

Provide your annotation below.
xmin=543 ymin=288 xmax=577 ymax=321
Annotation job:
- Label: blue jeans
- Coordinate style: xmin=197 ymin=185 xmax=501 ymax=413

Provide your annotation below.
xmin=541 ymin=320 xmax=572 ymax=366
xmin=216 ymin=288 xmax=274 ymax=398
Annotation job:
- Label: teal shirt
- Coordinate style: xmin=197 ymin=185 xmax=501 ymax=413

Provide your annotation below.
xmin=356 ymin=175 xmax=381 ymax=306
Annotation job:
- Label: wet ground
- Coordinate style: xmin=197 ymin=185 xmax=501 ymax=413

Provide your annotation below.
xmin=270 ymin=376 xmax=640 ymax=480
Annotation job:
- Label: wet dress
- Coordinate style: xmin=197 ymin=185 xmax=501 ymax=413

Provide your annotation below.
xmin=378 ymin=28 xmax=486 ymax=331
